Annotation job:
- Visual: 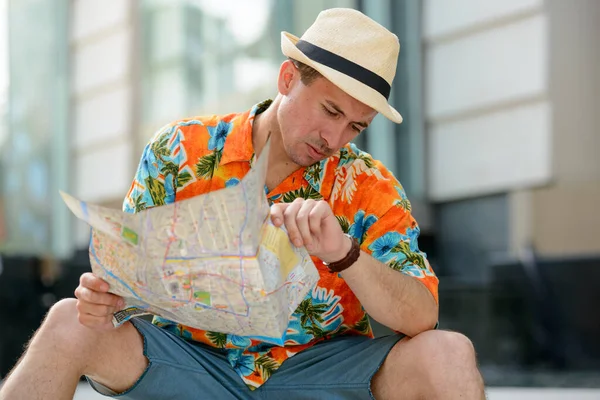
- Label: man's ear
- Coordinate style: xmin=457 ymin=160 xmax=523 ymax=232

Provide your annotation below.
xmin=277 ymin=60 xmax=299 ymax=95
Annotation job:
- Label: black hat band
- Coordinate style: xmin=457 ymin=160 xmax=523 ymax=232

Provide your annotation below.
xmin=296 ymin=40 xmax=391 ymax=100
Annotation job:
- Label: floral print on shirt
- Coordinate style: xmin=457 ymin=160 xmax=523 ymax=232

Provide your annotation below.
xmin=123 ymin=100 xmax=438 ymax=390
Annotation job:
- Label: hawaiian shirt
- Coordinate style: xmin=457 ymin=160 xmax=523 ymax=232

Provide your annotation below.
xmin=122 ymin=100 xmax=439 ymax=389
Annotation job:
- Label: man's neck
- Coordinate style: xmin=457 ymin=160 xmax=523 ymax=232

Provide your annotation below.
xmin=252 ymin=99 xmax=303 ymax=191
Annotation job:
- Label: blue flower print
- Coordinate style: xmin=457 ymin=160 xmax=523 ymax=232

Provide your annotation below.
xmin=394 ymin=184 xmax=408 ymax=201
xmin=225 ymin=178 xmax=240 ymax=188
xmin=228 ymin=335 xmax=252 ymax=348
xmin=207 ymin=121 xmax=233 ymax=151
xmin=348 ymin=210 xmax=377 ymax=243
xmin=230 ymin=353 xmax=255 ymax=376
xmin=140 ymin=145 xmax=160 ymax=180
xmin=181 ymin=329 xmax=193 ymax=340
xmin=399 ymin=262 xmax=426 ymax=278
xmin=164 ymin=173 xmax=176 ymax=203
xmin=403 ymin=226 xmax=421 ymax=253
xmin=368 ymin=232 xmax=402 ymax=262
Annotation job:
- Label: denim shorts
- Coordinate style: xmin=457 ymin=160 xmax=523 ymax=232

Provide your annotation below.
xmin=87 ymin=318 xmax=404 ymax=400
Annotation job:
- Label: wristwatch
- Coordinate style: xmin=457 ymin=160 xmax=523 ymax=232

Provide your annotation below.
xmin=323 ymin=234 xmax=361 ymax=273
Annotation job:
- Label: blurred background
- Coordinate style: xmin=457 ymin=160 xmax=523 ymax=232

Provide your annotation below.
xmin=0 ymin=0 xmax=599 ymax=398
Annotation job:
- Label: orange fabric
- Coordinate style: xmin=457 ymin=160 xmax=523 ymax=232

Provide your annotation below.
xmin=123 ymin=100 xmax=438 ymax=389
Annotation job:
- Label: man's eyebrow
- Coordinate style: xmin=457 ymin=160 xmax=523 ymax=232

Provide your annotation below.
xmin=325 ymin=100 xmax=369 ymax=128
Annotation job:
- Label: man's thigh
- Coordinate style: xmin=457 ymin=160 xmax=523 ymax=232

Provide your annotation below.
xmin=86 ymin=318 xmax=252 ymax=399
xmin=256 ymin=334 xmax=404 ymax=400
xmin=87 ymin=318 xmax=403 ymax=400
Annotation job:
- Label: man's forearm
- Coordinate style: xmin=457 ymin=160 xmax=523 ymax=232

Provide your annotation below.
xmin=340 ymin=250 xmax=438 ymax=337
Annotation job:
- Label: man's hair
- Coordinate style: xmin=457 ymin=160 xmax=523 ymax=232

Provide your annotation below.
xmin=289 ymin=58 xmax=322 ymax=86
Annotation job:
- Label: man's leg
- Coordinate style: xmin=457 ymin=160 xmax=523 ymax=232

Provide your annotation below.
xmin=0 ymin=298 xmax=147 ymax=400
xmin=371 ymin=330 xmax=486 ymax=399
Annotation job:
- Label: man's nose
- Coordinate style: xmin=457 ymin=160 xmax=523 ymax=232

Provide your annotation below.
xmin=319 ymin=123 xmax=346 ymax=149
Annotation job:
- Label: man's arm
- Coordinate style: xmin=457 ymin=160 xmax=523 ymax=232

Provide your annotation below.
xmin=271 ymin=180 xmax=439 ymax=337
xmin=123 ymin=123 xmax=182 ymax=213
xmin=339 ymin=244 xmax=438 ymax=337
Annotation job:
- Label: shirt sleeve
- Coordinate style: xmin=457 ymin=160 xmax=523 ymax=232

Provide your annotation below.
xmin=122 ymin=123 xmax=183 ymax=214
xmin=351 ymin=160 xmax=439 ymax=304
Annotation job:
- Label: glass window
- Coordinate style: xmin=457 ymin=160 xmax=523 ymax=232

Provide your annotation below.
xmin=0 ymin=0 xmax=8 ymax=151
xmin=139 ymin=0 xmax=357 ymax=134
xmin=0 ymin=0 xmax=69 ymax=256
xmin=0 ymin=0 xmax=6 ymax=243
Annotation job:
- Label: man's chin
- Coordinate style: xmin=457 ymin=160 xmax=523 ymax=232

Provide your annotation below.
xmin=297 ymin=159 xmax=316 ymax=167
xmin=287 ymin=146 xmax=327 ymax=166
xmin=290 ymin=155 xmax=318 ymax=167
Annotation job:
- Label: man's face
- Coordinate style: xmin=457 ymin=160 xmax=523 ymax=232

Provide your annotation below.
xmin=276 ymin=61 xmax=377 ymax=167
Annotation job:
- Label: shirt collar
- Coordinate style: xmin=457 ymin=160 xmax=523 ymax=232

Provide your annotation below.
xmin=302 ymin=158 xmax=333 ymax=201
xmin=220 ymin=98 xmax=334 ymax=202
xmin=220 ymin=100 xmax=272 ymax=165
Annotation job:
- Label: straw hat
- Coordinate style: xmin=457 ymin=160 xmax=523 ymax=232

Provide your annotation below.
xmin=281 ymin=8 xmax=403 ymax=123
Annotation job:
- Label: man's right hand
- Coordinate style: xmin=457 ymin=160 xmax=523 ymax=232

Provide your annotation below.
xmin=74 ymin=272 xmax=124 ymax=330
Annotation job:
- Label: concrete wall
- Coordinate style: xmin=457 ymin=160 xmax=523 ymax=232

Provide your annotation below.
xmin=423 ymin=0 xmax=600 ymax=258
xmin=530 ymin=0 xmax=600 ymax=256
xmin=423 ymin=0 xmax=552 ymax=202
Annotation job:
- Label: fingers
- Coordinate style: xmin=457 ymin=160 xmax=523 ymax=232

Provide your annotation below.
xmin=77 ymin=312 xmax=115 ymax=331
xmin=270 ymin=199 xmax=331 ymax=249
xmin=309 ymin=201 xmax=329 ymax=238
xmin=296 ymin=200 xmax=316 ymax=247
xmin=75 ymin=299 xmax=119 ymax=318
xmin=282 ymin=199 xmax=304 ymax=247
xmin=74 ymin=285 xmax=123 ymax=308
xmin=75 ymin=272 xmax=124 ymax=330
xmin=270 ymin=203 xmax=288 ymax=227
xmin=77 ymin=273 xmax=122 ymax=307
xmin=297 ymin=199 xmax=330 ymax=249
xmin=74 ymin=293 xmax=120 ymax=330
xmin=80 ymin=272 xmax=110 ymax=292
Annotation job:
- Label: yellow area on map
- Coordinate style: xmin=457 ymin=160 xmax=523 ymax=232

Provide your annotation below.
xmin=261 ymin=223 xmax=299 ymax=280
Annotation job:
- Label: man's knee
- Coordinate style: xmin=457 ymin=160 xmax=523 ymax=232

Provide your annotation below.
xmin=37 ymin=298 xmax=96 ymax=353
xmin=389 ymin=330 xmax=478 ymax=372
xmin=426 ymin=330 xmax=477 ymax=365
xmin=45 ymin=298 xmax=77 ymax=323
xmin=44 ymin=298 xmax=82 ymax=333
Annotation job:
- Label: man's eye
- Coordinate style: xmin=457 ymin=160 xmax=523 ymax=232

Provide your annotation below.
xmin=322 ymin=106 xmax=337 ymax=116
xmin=352 ymin=125 xmax=361 ymax=133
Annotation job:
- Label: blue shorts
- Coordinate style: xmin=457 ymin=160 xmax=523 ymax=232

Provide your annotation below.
xmin=87 ymin=318 xmax=404 ymax=400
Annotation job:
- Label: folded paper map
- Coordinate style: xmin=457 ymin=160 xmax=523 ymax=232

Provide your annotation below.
xmin=60 ymin=140 xmax=319 ymax=345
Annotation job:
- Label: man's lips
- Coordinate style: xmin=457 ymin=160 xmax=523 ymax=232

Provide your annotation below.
xmin=307 ymin=144 xmax=325 ymax=158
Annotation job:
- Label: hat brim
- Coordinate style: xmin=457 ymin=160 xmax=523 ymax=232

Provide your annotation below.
xmin=281 ymin=31 xmax=403 ymax=124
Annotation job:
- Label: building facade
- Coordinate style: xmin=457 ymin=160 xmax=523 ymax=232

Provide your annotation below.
xmin=0 ymin=0 xmax=599 ymax=382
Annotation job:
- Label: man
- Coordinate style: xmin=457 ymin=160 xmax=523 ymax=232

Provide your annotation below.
xmin=0 ymin=8 xmax=485 ymax=400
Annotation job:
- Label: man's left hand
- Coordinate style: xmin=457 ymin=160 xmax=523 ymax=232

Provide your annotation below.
xmin=270 ymin=198 xmax=352 ymax=263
